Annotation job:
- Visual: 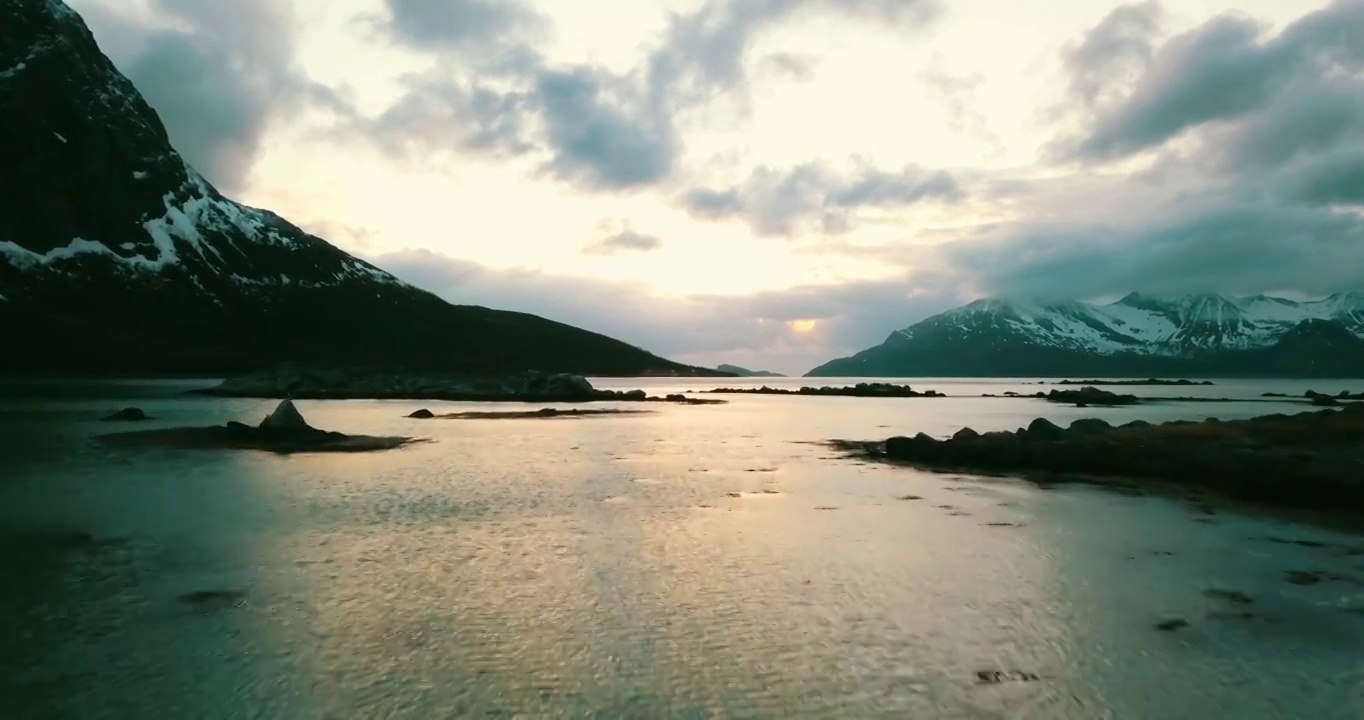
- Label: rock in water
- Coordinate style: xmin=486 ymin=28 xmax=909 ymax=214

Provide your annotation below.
xmin=102 ymin=407 xmax=149 ymax=422
xmin=259 ymin=399 xmax=311 ymax=433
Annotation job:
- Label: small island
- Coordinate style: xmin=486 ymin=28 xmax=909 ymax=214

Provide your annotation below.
xmin=1041 ymin=386 xmax=1140 ymax=406
xmin=716 ymin=364 xmax=786 ymax=378
xmin=832 ymin=402 xmax=1364 ymax=514
xmin=101 ymin=400 xmax=420 ymax=454
xmin=408 ymin=408 xmax=653 ymax=420
xmin=704 ymin=383 xmax=943 ymax=398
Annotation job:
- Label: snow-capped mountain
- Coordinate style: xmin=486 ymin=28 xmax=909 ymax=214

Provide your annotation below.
xmin=0 ymin=0 xmax=710 ymax=376
xmin=808 ymin=293 xmax=1364 ymax=378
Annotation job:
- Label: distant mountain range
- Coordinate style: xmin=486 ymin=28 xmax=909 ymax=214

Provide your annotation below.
xmin=0 ymin=0 xmax=716 ymax=377
xmin=808 ymin=293 xmax=1364 ymax=378
xmin=716 ymin=364 xmax=785 ymax=377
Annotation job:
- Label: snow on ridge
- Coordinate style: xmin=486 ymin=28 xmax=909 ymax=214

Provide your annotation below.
xmin=907 ymin=292 xmax=1364 ymax=355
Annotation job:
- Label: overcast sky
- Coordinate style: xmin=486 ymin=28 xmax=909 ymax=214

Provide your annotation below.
xmin=70 ymin=0 xmax=1364 ymax=374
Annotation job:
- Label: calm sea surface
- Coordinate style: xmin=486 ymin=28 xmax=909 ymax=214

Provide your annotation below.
xmin=3 ymin=377 xmax=1364 ymax=719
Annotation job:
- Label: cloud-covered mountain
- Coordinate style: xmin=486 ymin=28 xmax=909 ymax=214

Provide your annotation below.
xmin=808 ymin=293 xmax=1364 ymax=377
xmin=0 ymin=0 xmax=710 ymax=376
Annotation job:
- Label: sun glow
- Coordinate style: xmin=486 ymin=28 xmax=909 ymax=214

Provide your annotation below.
xmin=789 ymin=319 xmax=818 ymax=333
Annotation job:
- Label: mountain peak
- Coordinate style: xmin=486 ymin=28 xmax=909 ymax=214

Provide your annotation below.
xmin=808 ymin=291 xmax=1364 ymax=377
xmin=0 ymin=0 xmax=709 ymax=376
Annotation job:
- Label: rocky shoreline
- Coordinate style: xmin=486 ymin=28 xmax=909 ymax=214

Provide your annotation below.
xmin=832 ymin=403 xmax=1364 ymax=514
xmin=704 ymin=383 xmax=944 ymax=398
xmin=190 ymin=367 xmax=715 ymax=403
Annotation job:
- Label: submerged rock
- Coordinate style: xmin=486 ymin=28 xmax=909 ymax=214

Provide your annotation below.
xmin=976 ymin=670 xmax=1041 ymax=684
xmin=102 ymin=407 xmax=149 ymax=422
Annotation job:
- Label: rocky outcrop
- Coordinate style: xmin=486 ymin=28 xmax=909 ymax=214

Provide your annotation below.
xmin=705 ymin=383 xmax=943 ymax=398
xmin=1042 ymin=386 xmax=1138 ymax=406
xmin=843 ymin=403 xmax=1364 ymax=514
xmin=100 ymin=399 xmax=418 ymax=454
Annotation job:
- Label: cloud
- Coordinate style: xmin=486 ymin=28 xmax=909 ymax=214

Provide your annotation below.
xmin=683 ymin=162 xmax=964 ymax=236
xmin=1063 ymin=2 xmax=1163 ymax=110
xmin=375 ymin=0 xmax=548 ymax=54
xmin=962 ymin=0 xmax=1361 ymax=307
xmin=1279 ymin=148 xmax=1364 ymax=207
xmin=760 ymin=52 xmax=817 ymax=82
xmin=919 ymin=57 xmax=998 ymax=146
xmin=74 ymin=0 xmax=346 ymax=193
xmin=1062 ymin=0 xmax=1364 ymax=162
xmin=368 ymin=71 xmax=535 ymax=160
xmin=945 ymin=201 xmax=1364 ymax=301
xmin=533 ymin=67 xmax=677 ymax=188
xmin=360 ymin=0 xmax=940 ymax=192
xmin=583 ymin=229 xmax=663 ymax=255
xmin=367 ymin=248 xmax=961 ymax=375
xmin=651 ymin=0 xmax=939 ymax=104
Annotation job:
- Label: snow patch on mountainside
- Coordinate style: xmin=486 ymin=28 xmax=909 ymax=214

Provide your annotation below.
xmin=897 ymin=293 xmax=1364 ymax=357
xmin=2 ymin=186 xmax=405 ymax=288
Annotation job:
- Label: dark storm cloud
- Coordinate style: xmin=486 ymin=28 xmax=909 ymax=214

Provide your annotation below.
xmin=361 ymin=0 xmax=940 ymax=192
xmin=1277 ymin=148 xmax=1364 ymax=207
xmin=583 ymin=229 xmax=663 ymax=255
xmin=965 ymin=1 xmax=1363 ymax=305
xmin=1064 ymin=0 xmax=1364 ymax=161
xmin=368 ymin=248 xmax=961 ymax=375
xmin=1063 ymin=1 xmax=1163 ymax=110
xmin=683 ymin=163 xmax=964 ymax=236
xmin=946 ymin=202 xmax=1364 ymax=300
xmin=73 ymin=0 xmax=346 ymax=193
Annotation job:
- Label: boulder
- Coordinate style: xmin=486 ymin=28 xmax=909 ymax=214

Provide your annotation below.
xmin=1025 ymin=417 xmax=1065 ymax=441
xmin=1068 ymin=418 xmax=1112 ymax=435
xmin=547 ymin=373 xmax=596 ymax=398
xmin=408 ymin=409 xmax=435 ymax=419
xmin=622 ymin=389 xmax=648 ymax=401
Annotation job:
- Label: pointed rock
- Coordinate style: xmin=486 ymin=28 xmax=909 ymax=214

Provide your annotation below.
xmin=259 ymin=399 xmax=311 ymax=433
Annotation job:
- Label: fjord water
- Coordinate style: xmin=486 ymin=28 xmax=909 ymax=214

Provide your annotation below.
xmin=3 ymin=378 xmax=1364 ymax=719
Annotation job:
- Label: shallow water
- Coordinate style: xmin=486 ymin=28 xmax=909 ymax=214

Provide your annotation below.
xmin=2 ymin=377 xmax=1363 ymax=719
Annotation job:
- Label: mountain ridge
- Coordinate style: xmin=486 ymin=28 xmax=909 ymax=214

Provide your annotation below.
xmin=809 ymin=293 xmax=1364 ymax=378
xmin=0 ymin=0 xmax=718 ymax=377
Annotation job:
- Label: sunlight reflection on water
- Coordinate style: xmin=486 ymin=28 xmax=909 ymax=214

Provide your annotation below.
xmin=2 ymin=377 xmax=1363 ymax=718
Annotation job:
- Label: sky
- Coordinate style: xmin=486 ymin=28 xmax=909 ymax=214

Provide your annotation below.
xmin=69 ymin=0 xmax=1364 ymax=374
